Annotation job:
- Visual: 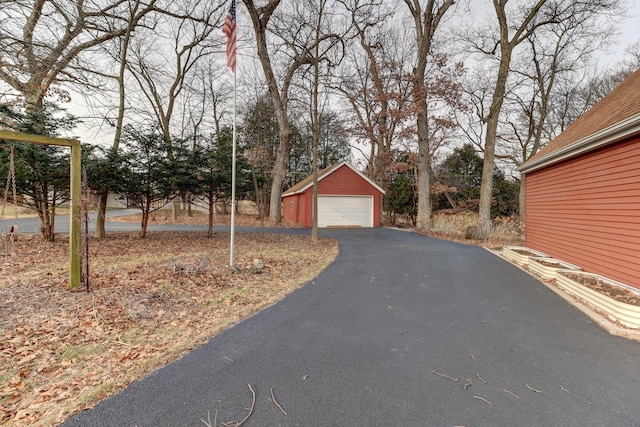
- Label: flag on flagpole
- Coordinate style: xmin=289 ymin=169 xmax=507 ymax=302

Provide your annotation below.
xmin=223 ymin=0 xmax=238 ymax=267
xmin=222 ymin=0 xmax=237 ymax=73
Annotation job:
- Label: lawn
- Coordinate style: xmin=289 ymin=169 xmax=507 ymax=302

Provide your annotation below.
xmin=0 ymin=216 xmax=338 ymax=426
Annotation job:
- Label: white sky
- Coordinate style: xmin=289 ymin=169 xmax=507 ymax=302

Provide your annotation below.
xmin=469 ymin=0 xmax=640 ymax=66
xmin=604 ymin=2 xmax=640 ymax=64
xmin=72 ymin=0 xmax=640 ymax=146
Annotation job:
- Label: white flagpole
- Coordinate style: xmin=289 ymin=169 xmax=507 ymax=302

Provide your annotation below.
xmin=224 ymin=0 xmax=237 ymax=269
xmin=230 ymin=69 xmax=237 ymax=268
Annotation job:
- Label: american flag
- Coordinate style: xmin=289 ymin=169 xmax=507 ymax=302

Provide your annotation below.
xmin=222 ymin=0 xmax=236 ymax=73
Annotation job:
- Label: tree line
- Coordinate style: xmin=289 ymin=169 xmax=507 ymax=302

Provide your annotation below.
xmin=1 ymin=0 xmax=638 ymax=240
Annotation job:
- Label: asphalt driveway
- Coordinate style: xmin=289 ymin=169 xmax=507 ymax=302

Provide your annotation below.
xmin=62 ymin=228 xmax=640 ymax=426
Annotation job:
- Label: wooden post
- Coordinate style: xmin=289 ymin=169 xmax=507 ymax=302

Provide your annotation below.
xmin=0 ymin=130 xmax=82 ymax=288
xmin=69 ymin=141 xmax=81 ymax=288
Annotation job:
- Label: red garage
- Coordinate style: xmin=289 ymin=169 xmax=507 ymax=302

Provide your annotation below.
xmin=520 ymin=68 xmax=640 ymax=290
xmin=282 ymin=162 xmax=385 ymax=228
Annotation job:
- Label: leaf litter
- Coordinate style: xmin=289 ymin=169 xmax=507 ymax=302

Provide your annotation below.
xmin=0 ymin=230 xmax=337 ymax=426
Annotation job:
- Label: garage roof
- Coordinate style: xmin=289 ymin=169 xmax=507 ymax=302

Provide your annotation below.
xmin=520 ymin=67 xmax=640 ymax=174
xmin=283 ymin=162 xmax=385 ymax=196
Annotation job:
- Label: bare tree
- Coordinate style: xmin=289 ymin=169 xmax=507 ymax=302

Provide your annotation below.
xmin=0 ymin=0 xmax=158 ymax=131
xmin=90 ymin=0 xmax=157 ymax=238
xmin=178 ymin=59 xmax=226 ymax=217
xmin=497 ymin=4 xmax=620 ymax=216
xmin=402 ymin=0 xmax=457 ymax=232
xmin=0 ymin=0 xmax=159 ymax=240
xmin=469 ymin=0 xmax=622 ymax=231
xmin=242 ymin=0 xmax=325 ymax=223
xmin=469 ymin=0 xmax=546 ymax=231
xmin=125 ymin=0 xmax=223 ymax=218
xmin=127 ymin=1 xmax=222 ymax=145
xmin=198 ymin=59 xmax=233 ymax=138
xmin=243 ymin=94 xmax=279 ymax=234
xmin=335 ymin=0 xmax=415 ymax=185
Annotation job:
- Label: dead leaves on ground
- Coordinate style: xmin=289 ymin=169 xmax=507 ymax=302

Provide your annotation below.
xmin=0 ymin=231 xmax=337 ymax=426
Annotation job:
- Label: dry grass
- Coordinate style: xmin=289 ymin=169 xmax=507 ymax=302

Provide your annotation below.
xmin=111 ymin=209 xmax=302 ymax=228
xmin=425 ymin=211 xmax=524 ymax=249
xmin=0 ymin=229 xmax=338 ymax=426
xmin=0 ymin=203 xmax=43 ymax=219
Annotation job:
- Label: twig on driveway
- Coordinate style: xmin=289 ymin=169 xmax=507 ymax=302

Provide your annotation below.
xmin=270 ymin=388 xmax=288 ymax=415
xmin=503 ymin=388 xmax=526 ymax=405
xmin=200 ymin=409 xmax=217 ymax=427
xmin=559 ymin=384 xmax=571 ymax=394
xmin=476 ymin=374 xmax=488 ymax=384
xmin=525 ymin=384 xmax=542 ymax=393
xmin=473 ymin=395 xmax=492 ymax=405
xmin=231 ymin=384 xmax=256 ymax=427
xmin=432 ymin=369 xmax=458 ymax=382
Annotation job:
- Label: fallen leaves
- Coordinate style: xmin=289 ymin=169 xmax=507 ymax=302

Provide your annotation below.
xmin=0 ymin=230 xmax=338 ymax=426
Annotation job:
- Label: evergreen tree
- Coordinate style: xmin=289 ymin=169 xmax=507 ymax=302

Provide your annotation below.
xmin=120 ymin=125 xmax=174 ymax=238
xmin=0 ymin=103 xmax=78 ymax=240
xmin=434 ymin=144 xmax=518 ymax=217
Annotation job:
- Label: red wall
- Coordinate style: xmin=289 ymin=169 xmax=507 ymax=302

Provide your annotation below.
xmin=525 ymin=136 xmax=640 ymax=289
xmin=282 ymin=165 xmax=383 ymax=227
xmin=283 ymin=193 xmax=305 ymax=225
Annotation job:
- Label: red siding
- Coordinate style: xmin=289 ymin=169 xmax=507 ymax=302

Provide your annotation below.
xmin=525 ymin=136 xmax=640 ymax=289
xmin=282 ymin=193 xmax=304 ymax=225
xmin=282 ymin=165 xmax=383 ymax=227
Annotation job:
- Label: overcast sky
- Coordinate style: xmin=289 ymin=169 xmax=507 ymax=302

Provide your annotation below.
xmin=469 ymin=0 xmax=640 ymax=66
xmin=608 ymin=2 xmax=640 ymax=63
xmin=72 ymin=0 xmax=640 ymax=146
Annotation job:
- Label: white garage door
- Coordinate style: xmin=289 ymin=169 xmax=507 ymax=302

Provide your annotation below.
xmin=317 ymin=195 xmax=373 ymax=228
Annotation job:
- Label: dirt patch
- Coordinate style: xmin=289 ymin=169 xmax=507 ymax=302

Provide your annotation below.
xmin=510 ymin=248 xmax=540 ymax=256
xmin=531 ymin=259 xmax=565 ymax=269
xmin=0 ymin=229 xmax=337 ymax=426
xmin=558 ymin=272 xmax=640 ymax=306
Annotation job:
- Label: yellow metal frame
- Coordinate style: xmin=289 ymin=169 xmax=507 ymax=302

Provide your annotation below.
xmin=0 ymin=130 xmax=81 ymax=288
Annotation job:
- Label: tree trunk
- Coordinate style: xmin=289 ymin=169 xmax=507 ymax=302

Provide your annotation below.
xmin=42 ymin=206 xmax=55 ymax=242
xmin=259 ymin=196 xmax=265 ymax=240
xmin=415 ymin=107 xmax=431 ymax=231
xmin=251 ymin=166 xmax=266 ymax=240
xmin=243 ymin=0 xmax=305 ymax=225
xmin=24 ymin=93 xmax=46 ymax=135
xmin=171 ymin=198 xmax=180 ymax=221
xmin=268 ymin=124 xmax=290 ymax=223
xmin=310 ymin=0 xmax=324 ymax=241
xmin=140 ymin=195 xmax=150 ymax=238
xmin=95 ymin=1 xmax=150 ymax=239
xmin=478 ymin=0 xmax=549 ymax=232
xmin=478 ymin=52 xmax=511 ymax=232
xmin=478 ymin=117 xmax=497 ymax=230
xmin=207 ymin=193 xmax=214 ymax=237
xmin=95 ymin=191 xmax=109 ymax=239
xmin=404 ymin=0 xmax=456 ymax=232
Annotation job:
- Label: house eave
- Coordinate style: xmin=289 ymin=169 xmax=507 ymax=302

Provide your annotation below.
xmin=519 ymin=113 xmax=640 ymax=174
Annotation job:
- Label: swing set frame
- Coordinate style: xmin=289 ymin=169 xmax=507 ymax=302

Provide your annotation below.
xmin=0 ymin=129 xmax=81 ymax=288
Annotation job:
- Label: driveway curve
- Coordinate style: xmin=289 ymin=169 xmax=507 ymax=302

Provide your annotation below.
xmin=62 ymin=228 xmax=640 ymax=426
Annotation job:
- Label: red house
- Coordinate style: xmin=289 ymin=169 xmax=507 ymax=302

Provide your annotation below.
xmin=282 ymin=162 xmax=385 ymax=228
xmin=519 ymin=68 xmax=640 ymax=290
